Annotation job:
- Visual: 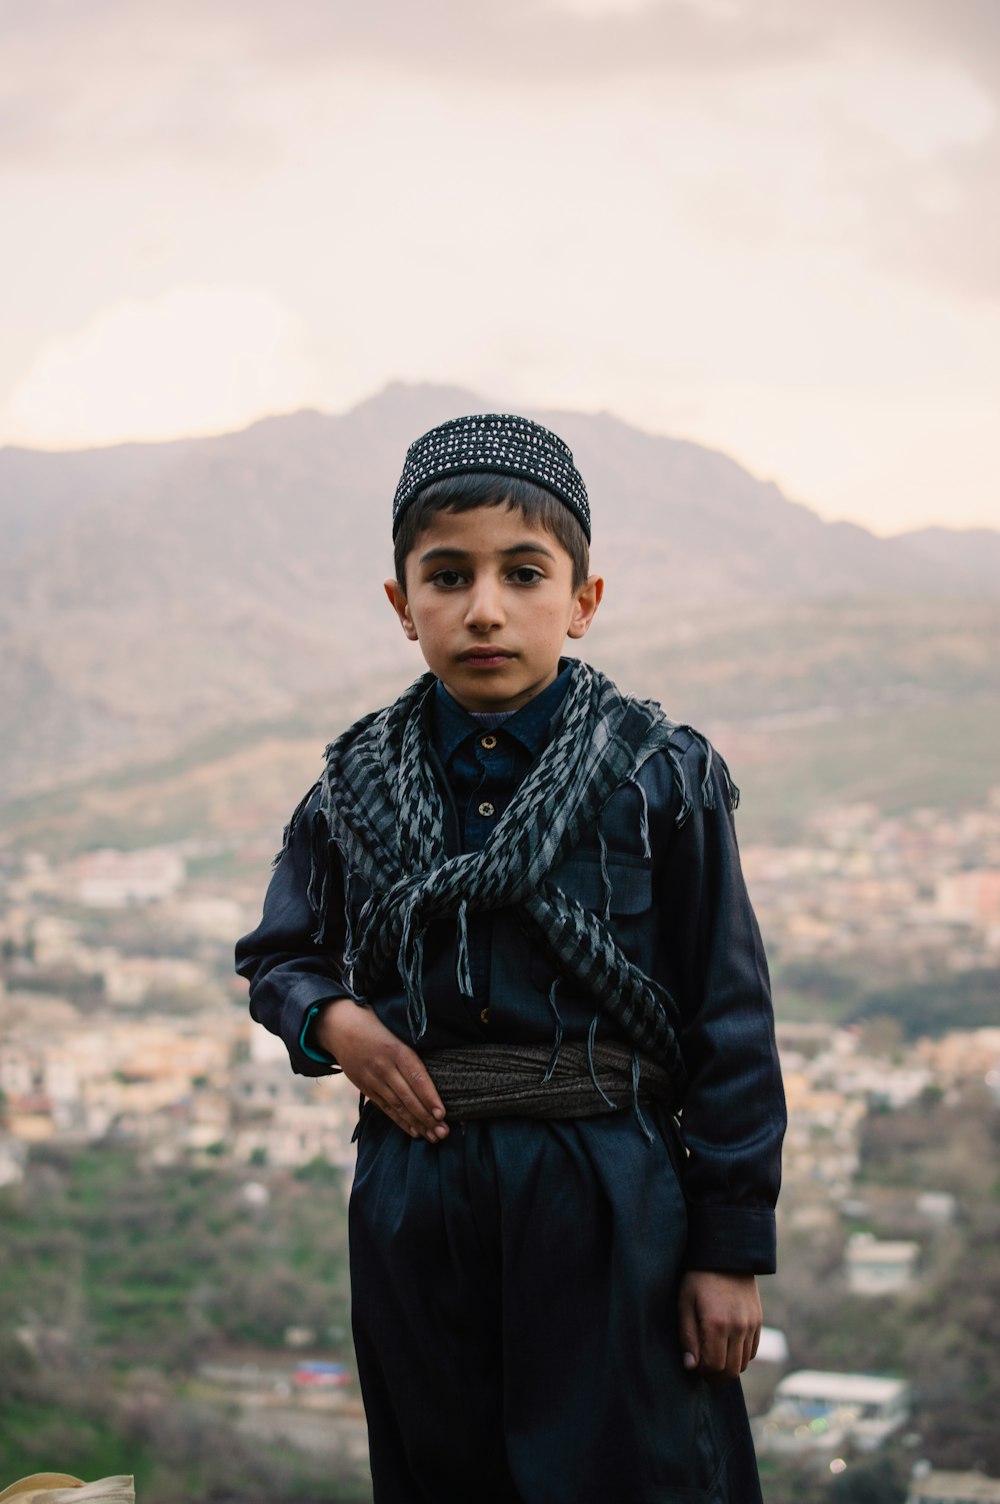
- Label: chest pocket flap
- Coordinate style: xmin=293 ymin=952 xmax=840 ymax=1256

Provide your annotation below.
xmin=546 ymin=855 xmax=652 ymax=915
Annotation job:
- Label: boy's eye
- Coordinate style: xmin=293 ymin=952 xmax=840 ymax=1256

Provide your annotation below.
xmin=430 ymin=569 xmax=465 ymax=588
xmin=509 ymin=566 xmax=544 ymax=585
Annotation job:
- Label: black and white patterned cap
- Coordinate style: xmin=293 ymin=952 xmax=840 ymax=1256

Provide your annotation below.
xmin=392 ymin=413 xmax=591 ymax=541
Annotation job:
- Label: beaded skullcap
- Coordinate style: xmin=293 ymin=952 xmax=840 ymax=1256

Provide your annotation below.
xmin=392 ymin=413 xmax=591 ymax=541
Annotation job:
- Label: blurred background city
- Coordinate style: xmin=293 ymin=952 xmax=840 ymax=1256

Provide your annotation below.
xmin=1 ymin=4 xmax=998 ymax=1502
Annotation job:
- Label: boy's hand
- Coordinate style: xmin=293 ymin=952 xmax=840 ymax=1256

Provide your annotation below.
xmin=315 ymin=999 xmax=449 ymax=1144
xmin=677 ymin=1271 xmax=762 ymax=1383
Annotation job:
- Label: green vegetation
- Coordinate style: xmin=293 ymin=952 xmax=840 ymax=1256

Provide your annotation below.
xmin=760 ymin=1083 xmax=1000 ymax=1501
xmin=0 ymin=1146 xmax=363 ymax=1501
xmin=735 ymin=697 xmax=1000 ymax=844
xmin=774 ymin=963 xmax=1000 ymax=1038
xmin=1 ymin=1145 xmax=352 ymax=1362
xmin=850 ymin=969 xmax=1000 ymax=1040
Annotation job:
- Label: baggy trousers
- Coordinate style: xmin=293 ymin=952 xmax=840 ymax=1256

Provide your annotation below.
xmin=349 ymin=1104 xmax=763 ymax=1504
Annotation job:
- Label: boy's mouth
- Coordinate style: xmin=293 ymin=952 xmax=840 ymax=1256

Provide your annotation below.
xmin=459 ymin=647 xmax=515 ymax=665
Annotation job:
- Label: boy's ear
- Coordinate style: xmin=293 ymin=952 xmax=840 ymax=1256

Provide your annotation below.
xmin=566 ymin=574 xmax=604 ymax=640
xmin=384 ymin=578 xmax=419 ymax=641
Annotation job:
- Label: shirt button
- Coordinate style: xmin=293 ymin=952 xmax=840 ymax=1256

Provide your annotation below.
xmin=480 ymin=734 xmax=498 ymax=750
xmin=477 ymin=801 xmax=495 ymax=817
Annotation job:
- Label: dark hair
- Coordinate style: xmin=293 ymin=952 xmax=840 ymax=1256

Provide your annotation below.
xmin=393 ymin=473 xmax=590 ymax=591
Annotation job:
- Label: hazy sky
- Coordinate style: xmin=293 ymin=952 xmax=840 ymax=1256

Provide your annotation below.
xmin=2 ymin=0 xmax=998 ymax=534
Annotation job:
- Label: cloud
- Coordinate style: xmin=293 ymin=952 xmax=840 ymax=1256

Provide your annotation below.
xmin=0 ymin=0 xmax=908 ymax=175
xmin=2 ymin=0 xmax=999 ymax=304
xmin=0 ymin=286 xmax=323 ymax=447
xmin=2 ymin=1 xmax=995 ymax=164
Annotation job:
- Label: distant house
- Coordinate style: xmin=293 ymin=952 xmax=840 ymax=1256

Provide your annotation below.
xmin=755 ymin=1327 xmax=790 ymax=1364
xmin=845 ymin=1232 xmax=920 ymax=1295
xmin=754 ymin=1370 xmax=910 ymax=1454
xmin=907 ymin=1469 xmax=1000 ymax=1504
xmin=0 ymin=1134 xmax=26 ymax=1187
xmin=915 ymin=1192 xmax=956 ymax=1227
xmin=293 ymin=1360 xmax=350 ymax=1389
xmin=935 ymin=869 xmax=1000 ymax=925
xmin=73 ymin=847 xmax=185 ymax=907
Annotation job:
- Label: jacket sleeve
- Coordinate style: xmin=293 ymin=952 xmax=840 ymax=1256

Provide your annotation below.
xmin=235 ymin=786 xmax=360 ymax=1077
xmin=649 ymin=736 xmax=786 ymax=1274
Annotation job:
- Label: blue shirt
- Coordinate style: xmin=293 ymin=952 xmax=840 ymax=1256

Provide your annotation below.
xmin=431 ymin=664 xmax=573 ymax=1003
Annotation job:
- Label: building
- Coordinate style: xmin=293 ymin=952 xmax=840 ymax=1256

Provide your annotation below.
xmin=73 ymin=848 xmax=186 ymax=907
xmin=845 ymin=1233 xmax=921 ymax=1295
xmin=908 ymin=1469 xmax=1000 ymax=1504
xmin=754 ymin=1370 xmax=910 ymax=1454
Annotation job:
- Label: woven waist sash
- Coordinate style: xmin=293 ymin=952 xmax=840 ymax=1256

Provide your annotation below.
xmin=420 ymin=1040 xmax=676 ymax=1121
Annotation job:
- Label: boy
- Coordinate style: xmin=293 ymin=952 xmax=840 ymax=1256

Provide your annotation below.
xmin=236 ymin=413 xmax=785 ymax=1503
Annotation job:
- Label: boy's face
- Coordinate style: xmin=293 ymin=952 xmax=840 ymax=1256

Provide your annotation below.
xmin=384 ymin=504 xmax=603 ymax=714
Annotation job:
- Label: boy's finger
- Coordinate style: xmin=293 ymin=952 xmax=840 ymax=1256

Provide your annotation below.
xmin=386 ymin=1066 xmax=439 ymax=1124
xmin=398 ymin=1054 xmax=447 ymax=1120
xmin=379 ymin=1080 xmax=429 ymax=1134
xmin=362 ymin=1086 xmax=414 ymax=1136
xmin=386 ymin=1049 xmax=447 ymax=1121
xmin=384 ymin=1069 xmax=449 ymax=1139
xmin=676 ymin=1294 xmax=699 ymax=1372
xmin=699 ymin=1329 xmax=728 ymax=1377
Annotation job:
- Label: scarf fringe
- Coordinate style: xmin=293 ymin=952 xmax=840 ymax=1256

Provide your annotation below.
xmin=585 ymin=1013 xmax=618 ymax=1111
xmin=308 ymin=817 xmax=332 ymax=944
xmin=597 ymin=828 xmax=612 ymax=922
xmin=630 ymin=1049 xmax=655 ymax=1145
xmin=626 ymin=775 xmax=652 ymax=859
xmin=665 ymin=728 xmax=740 ymax=828
xmin=542 ymin=978 xmax=565 ymax=1083
xmin=455 ymin=899 xmax=474 ymax=998
xmin=273 ymin=779 xmax=321 ymax=869
xmin=399 ymin=900 xmax=429 ymax=1043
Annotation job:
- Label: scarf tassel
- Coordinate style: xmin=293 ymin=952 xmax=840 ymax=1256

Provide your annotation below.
xmin=597 ymin=828 xmax=612 ymax=922
xmin=341 ymin=866 xmax=356 ymax=974
xmin=455 ymin=898 xmax=474 ymax=998
xmin=585 ymin=1013 xmax=617 ymax=1112
xmin=542 ymin=978 xmax=565 ymax=1083
xmin=667 ymin=730 xmax=741 ymax=826
xmin=630 ymin=1050 xmax=655 ymax=1145
xmin=272 ymin=778 xmax=321 ymax=869
xmin=666 ymin=745 xmax=693 ymax=829
xmin=626 ymin=776 xmax=652 ymax=860
xmin=308 ymin=817 xmax=333 ymax=944
xmin=399 ymin=901 xmax=429 ymax=1043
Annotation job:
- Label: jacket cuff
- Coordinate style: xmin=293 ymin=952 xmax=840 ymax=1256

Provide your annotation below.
xmin=274 ymin=977 xmax=351 ymax=1077
xmin=300 ymin=1003 xmax=337 ymax=1065
xmin=683 ymin=1205 xmax=777 ymax=1275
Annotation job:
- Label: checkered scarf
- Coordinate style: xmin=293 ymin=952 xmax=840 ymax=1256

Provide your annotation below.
xmin=295 ymin=661 xmax=734 ymax=1085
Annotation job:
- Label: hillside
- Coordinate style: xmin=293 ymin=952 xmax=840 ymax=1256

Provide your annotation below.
xmin=2 ymin=382 xmax=997 ymax=807
xmin=3 ymin=595 xmax=997 ymax=857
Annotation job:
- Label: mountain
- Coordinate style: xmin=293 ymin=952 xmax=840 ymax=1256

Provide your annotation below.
xmin=893 ymin=526 xmax=1000 ymax=594
xmin=1 ymin=382 xmax=997 ymax=805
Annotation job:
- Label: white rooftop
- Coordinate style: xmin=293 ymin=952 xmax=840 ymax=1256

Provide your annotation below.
xmin=909 ymin=1470 xmax=1000 ymax=1504
xmin=776 ymin=1370 xmax=909 ymax=1406
xmin=847 ymin=1234 xmax=920 ymax=1264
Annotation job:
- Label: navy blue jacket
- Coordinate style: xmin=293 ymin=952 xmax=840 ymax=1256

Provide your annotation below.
xmin=236 ymin=673 xmax=786 ymax=1274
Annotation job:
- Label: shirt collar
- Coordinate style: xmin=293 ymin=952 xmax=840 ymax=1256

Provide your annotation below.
xmin=432 ymin=661 xmax=574 ymax=766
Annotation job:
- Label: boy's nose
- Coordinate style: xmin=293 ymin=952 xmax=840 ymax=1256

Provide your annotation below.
xmin=464 ymin=578 xmax=506 ymax=632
